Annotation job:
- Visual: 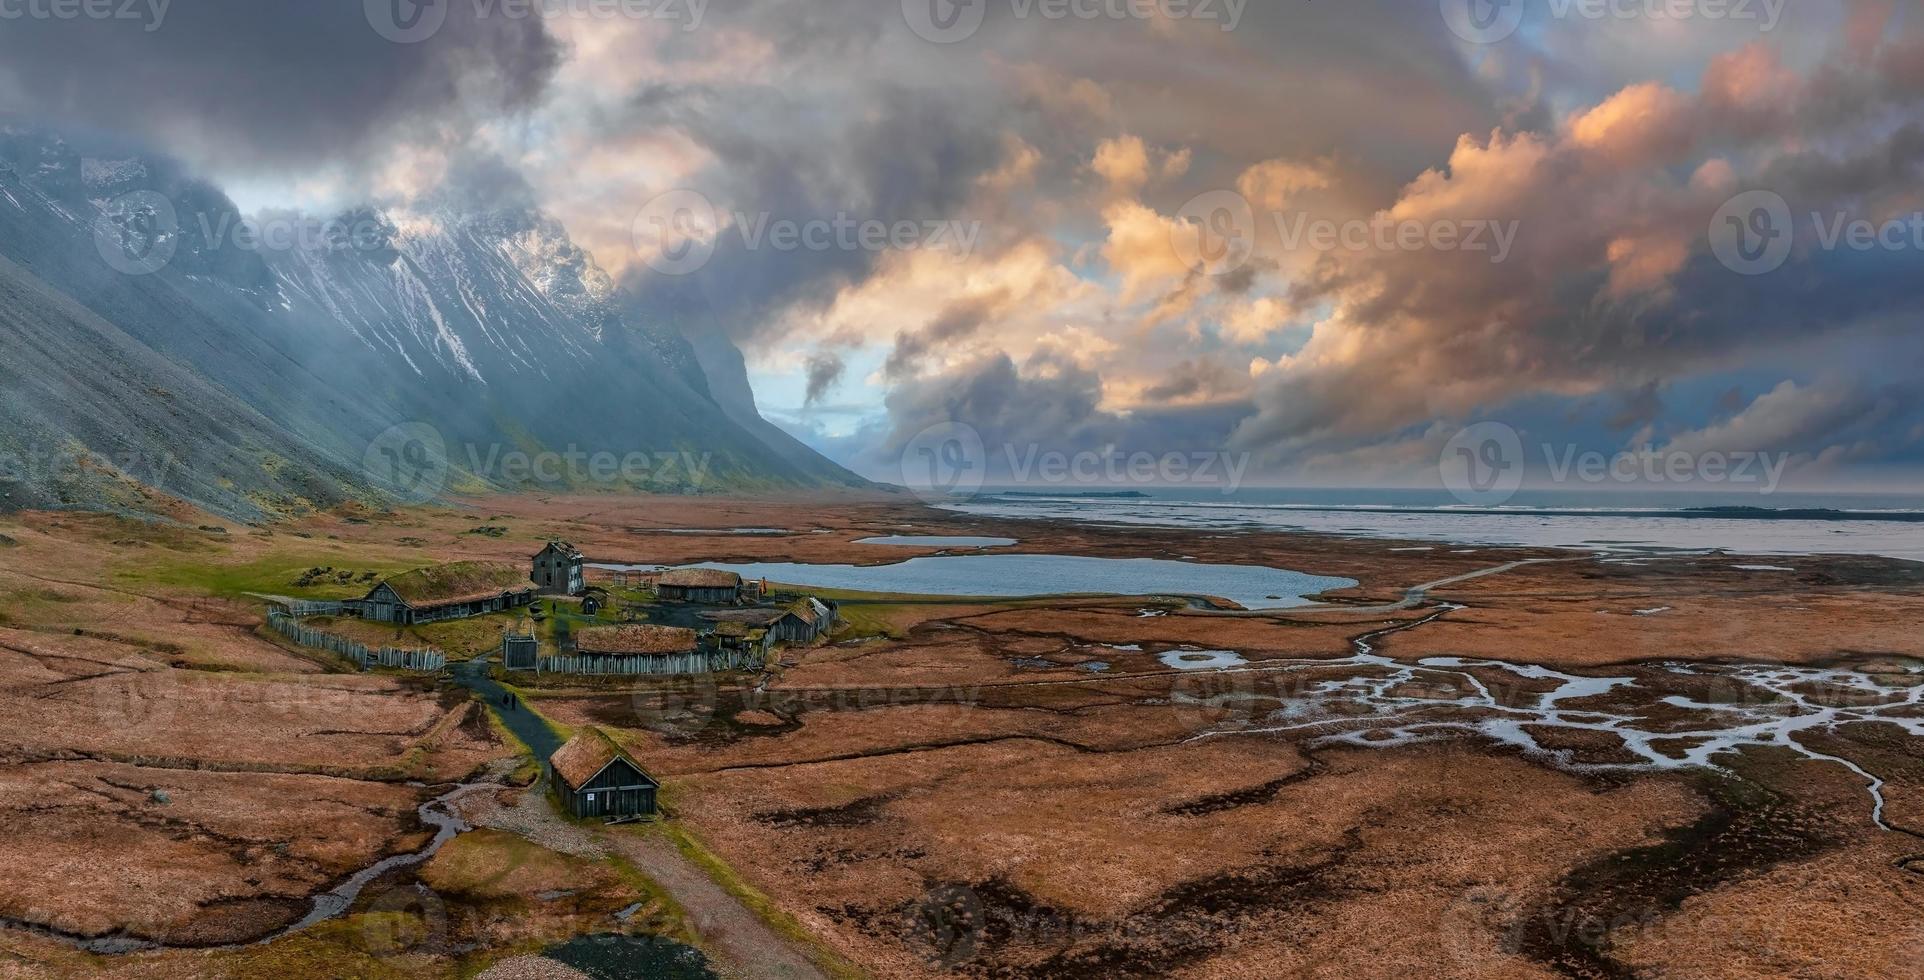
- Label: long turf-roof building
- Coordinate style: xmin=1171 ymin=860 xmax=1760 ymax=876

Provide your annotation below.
xmin=349 ymin=562 xmax=537 ymax=625
xmin=656 ymin=568 xmax=745 ymax=605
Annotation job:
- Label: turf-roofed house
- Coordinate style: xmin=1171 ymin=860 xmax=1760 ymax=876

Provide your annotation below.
xmin=348 ymin=561 xmax=538 ymax=625
xmin=656 ymin=568 xmax=747 ymax=604
xmin=549 ymin=727 xmax=660 ymax=820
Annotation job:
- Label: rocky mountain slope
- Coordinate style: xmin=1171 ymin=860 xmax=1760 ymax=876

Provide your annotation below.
xmin=0 ymin=128 xmax=863 ymax=521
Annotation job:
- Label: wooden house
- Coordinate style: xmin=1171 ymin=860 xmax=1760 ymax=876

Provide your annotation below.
xmin=774 ymin=597 xmax=835 ymax=644
xmin=708 ymin=620 xmax=773 ymax=660
xmin=570 ymin=624 xmax=708 ymax=673
xmin=543 ymin=623 xmax=759 ymax=676
xmin=349 ymin=562 xmax=536 ymax=625
xmin=657 ymin=568 xmax=744 ymax=604
xmin=700 ymin=597 xmax=835 ymax=647
xmin=532 ymin=541 xmax=586 ymax=596
xmin=549 ymin=727 xmax=659 ymax=820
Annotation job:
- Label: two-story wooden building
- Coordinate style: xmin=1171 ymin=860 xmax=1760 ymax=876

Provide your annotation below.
xmin=348 ymin=562 xmax=537 ymax=625
xmin=532 ymin=541 xmax=586 ymax=596
xmin=549 ymin=726 xmax=659 ymax=820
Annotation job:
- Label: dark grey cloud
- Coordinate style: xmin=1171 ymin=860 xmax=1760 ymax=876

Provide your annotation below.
xmin=883 ymin=289 xmax=1009 ymax=380
xmin=803 ymin=351 xmax=845 ymax=406
xmin=0 ymin=0 xmax=560 ymax=180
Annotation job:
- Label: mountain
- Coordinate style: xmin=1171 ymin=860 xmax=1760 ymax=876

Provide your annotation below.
xmin=0 ymin=128 xmax=865 ymax=521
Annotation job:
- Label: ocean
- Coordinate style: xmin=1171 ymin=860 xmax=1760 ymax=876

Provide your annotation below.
xmin=945 ymin=488 xmax=1924 ymax=561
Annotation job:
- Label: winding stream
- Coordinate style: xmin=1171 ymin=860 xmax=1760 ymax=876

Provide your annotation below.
xmin=2 ymin=781 xmax=496 ymax=954
xmin=1183 ymin=608 xmax=1924 ymax=830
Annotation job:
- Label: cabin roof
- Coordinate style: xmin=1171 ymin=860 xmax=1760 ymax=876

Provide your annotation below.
xmin=575 ymin=624 xmax=701 ymax=656
xmin=700 ymin=608 xmax=788 ymax=627
xmin=787 ymin=597 xmax=831 ymax=626
xmin=536 ymin=541 xmax=584 ymax=561
xmin=659 ymin=568 xmax=743 ymax=589
xmin=376 ymin=561 xmax=531 ymax=607
xmin=549 ymin=726 xmax=655 ymax=790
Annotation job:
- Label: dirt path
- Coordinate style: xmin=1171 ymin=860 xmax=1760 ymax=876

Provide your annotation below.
xmin=457 ymin=664 xmax=832 ymax=979
xmin=602 ymin=830 xmax=829 ymax=980
xmin=464 ymin=781 xmax=831 ymax=980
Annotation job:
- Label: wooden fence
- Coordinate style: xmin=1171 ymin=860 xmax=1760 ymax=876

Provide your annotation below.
xmin=270 ymin=599 xmax=349 ymax=618
xmin=267 ymin=611 xmax=446 ymax=673
xmin=538 ymin=648 xmax=762 ymax=676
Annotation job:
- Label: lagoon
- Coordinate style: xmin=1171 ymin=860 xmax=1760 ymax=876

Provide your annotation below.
xmin=855 ymin=535 xmax=1018 ymax=548
xmin=656 ymin=554 xmax=1355 ymax=610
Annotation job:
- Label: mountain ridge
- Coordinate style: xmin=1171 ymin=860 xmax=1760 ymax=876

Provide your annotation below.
xmin=0 ymin=126 xmax=865 ymax=522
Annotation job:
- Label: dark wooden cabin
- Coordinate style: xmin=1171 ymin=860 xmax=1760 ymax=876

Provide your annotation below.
xmin=549 ymin=727 xmax=660 ymax=821
xmin=700 ymin=597 xmax=835 ymax=646
xmin=532 ymin=541 xmax=586 ymax=596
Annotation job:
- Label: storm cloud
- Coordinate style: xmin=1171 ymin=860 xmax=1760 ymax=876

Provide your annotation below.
xmin=21 ymin=0 xmax=1924 ymax=489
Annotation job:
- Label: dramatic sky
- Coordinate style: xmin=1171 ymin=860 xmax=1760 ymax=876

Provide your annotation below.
xmin=7 ymin=0 xmax=1924 ymax=491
